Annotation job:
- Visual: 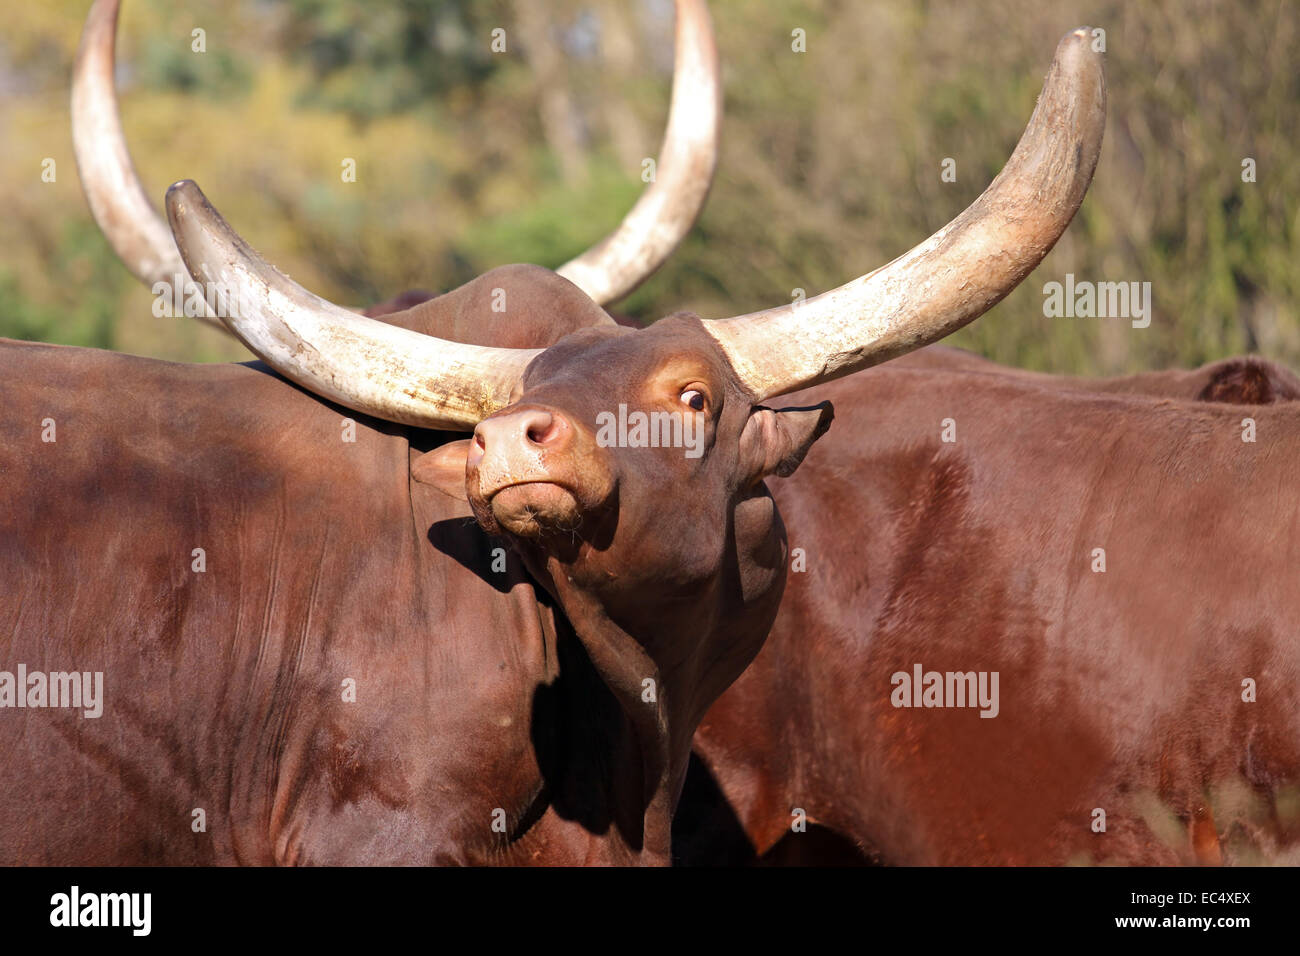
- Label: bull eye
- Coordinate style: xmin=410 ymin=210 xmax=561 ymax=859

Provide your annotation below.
xmin=680 ymin=388 xmax=707 ymax=412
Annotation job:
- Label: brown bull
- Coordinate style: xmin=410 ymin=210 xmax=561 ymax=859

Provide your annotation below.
xmin=3 ymin=2 xmax=1107 ymax=864
xmin=681 ymin=351 xmax=1300 ymax=865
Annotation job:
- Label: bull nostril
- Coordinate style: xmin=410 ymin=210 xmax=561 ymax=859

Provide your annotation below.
xmin=475 ymin=408 xmax=567 ymax=457
xmin=525 ymin=412 xmax=558 ymax=446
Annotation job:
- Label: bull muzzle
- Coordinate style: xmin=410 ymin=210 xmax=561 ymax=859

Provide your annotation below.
xmin=467 ymin=405 xmax=612 ymax=539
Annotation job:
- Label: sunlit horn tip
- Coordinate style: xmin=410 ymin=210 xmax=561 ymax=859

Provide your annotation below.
xmin=1045 ymin=27 xmax=1106 ymax=109
xmin=1060 ymin=25 xmax=1104 ymax=68
xmin=165 ymin=179 xmax=202 ymax=219
xmin=166 ymin=179 xmax=200 ymax=201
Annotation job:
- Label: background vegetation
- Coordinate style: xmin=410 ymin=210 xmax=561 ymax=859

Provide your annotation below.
xmin=1 ymin=0 xmax=1296 ymax=373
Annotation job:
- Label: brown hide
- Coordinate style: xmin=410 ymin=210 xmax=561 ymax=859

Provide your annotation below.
xmin=0 ymin=275 xmax=830 ymax=864
xmin=0 ymin=338 xmax=679 ymax=863
xmin=361 ymin=265 xmax=615 ymax=347
xmin=684 ymin=353 xmax=1300 ymax=865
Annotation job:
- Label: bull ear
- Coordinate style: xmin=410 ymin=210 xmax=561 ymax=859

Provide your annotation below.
xmin=737 ymin=402 xmax=834 ymax=485
xmin=411 ymin=439 xmax=472 ymax=500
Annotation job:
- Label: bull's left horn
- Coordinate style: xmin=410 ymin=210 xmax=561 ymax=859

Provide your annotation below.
xmin=703 ymin=28 xmax=1106 ymax=400
xmin=71 ymin=0 xmax=231 ymax=331
xmin=165 ymin=181 xmax=539 ymax=430
xmin=72 ymin=0 xmax=174 ymax=286
xmin=73 ymin=0 xmax=721 ymax=319
xmin=555 ymin=0 xmax=722 ymax=305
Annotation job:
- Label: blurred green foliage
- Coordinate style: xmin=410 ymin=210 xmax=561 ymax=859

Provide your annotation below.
xmin=281 ymin=0 xmax=506 ymax=116
xmin=0 ymin=0 xmax=1297 ymax=374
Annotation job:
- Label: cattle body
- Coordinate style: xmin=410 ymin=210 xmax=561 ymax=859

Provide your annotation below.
xmin=684 ymin=359 xmax=1300 ymax=865
xmin=0 ymin=337 xmax=637 ymax=865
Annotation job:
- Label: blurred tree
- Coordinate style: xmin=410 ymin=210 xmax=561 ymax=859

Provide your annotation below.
xmin=513 ymin=0 xmax=586 ymax=185
xmin=278 ymin=0 xmax=512 ymax=116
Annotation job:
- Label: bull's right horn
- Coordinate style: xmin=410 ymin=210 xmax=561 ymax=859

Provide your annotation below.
xmin=704 ymin=28 xmax=1107 ymax=400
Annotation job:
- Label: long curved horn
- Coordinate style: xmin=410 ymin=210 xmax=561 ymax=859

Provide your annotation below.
xmin=555 ymin=0 xmax=722 ymax=306
xmin=166 ymin=181 xmax=539 ymax=430
xmin=72 ymin=0 xmax=721 ymax=314
xmin=704 ymin=28 xmax=1106 ymax=400
xmin=71 ymin=0 xmax=229 ymax=331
